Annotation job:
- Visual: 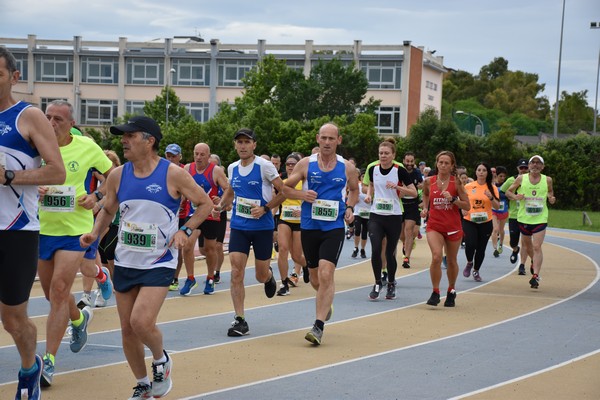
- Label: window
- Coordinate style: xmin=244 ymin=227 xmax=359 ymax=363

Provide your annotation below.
xmin=81 ymin=57 xmax=118 ymax=84
xmin=181 ymin=102 xmax=210 ymax=122
xmin=376 ymin=106 xmax=400 ymax=134
xmin=218 ymin=60 xmax=256 ymax=87
xmin=126 ymin=100 xmax=146 ymax=116
xmin=80 ymin=99 xmax=117 ymax=125
xmin=126 ymin=58 xmax=164 ymax=85
xmin=172 ymin=59 xmax=209 ymax=86
xmin=425 ymin=81 xmax=438 ymax=91
xmin=285 ymin=60 xmax=305 ymax=72
xmin=40 ymin=98 xmax=67 ymax=113
xmin=360 ymin=61 xmax=401 ymax=89
xmin=35 ymin=55 xmax=73 ymax=82
xmin=13 ymin=53 xmax=28 ymax=81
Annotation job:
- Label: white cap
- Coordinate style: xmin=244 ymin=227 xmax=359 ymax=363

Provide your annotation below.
xmin=529 ymin=155 xmax=544 ymax=164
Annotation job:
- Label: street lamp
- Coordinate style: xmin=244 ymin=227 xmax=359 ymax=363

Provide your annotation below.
xmin=166 ymin=68 xmax=176 ymax=128
xmin=553 ymin=0 xmax=566 ymax=139
xmin=592 ymin=21 xmax=600 ymax=134
xmin=455 ymin=110 xmax=485 ymax=136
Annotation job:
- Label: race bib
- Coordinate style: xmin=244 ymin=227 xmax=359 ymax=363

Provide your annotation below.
xmin=281 ymin=205 xmax=301 ymax=221
xmin=525 ymin=200 xmax=544 ymax=216
xmin=40 ymin=186 xmax=76 ymax=212
xmin=470 ymin=211 xmax=488 ymax=223
xmin=374 ymin=198 xmax=394 ymax=213
xmin=236 ymin=196 xmax=261 ymax=219
xmin=120 ymin=220 xmax=158 ymax=252
xmin=358 ymin=209 xmax=370 ymax=218
xmin=311 ymin=199 xmax=339 ymax=221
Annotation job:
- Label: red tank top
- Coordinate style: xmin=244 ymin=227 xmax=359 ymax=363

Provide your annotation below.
xmin=426 ymin=175 xmax=462 ymax=234
xmin=189 ymin=162 xmax=219 ymax=221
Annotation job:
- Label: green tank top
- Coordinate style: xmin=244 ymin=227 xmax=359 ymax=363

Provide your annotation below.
xmin=501 ymin=176 xmax=518 ymax=218
xmin=517 ymin=173 xmax=548 ymax=224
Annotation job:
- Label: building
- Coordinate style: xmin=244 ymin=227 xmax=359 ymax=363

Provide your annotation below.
xmin=1 ymin=34 xmax=445 ymax=136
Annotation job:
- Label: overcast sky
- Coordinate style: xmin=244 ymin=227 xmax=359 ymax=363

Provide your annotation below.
xmin=2 ymin=0 xmax=598 ymax=107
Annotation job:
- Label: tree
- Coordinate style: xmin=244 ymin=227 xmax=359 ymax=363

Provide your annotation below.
xmin=143 ymin=86 xmax=193 ymax=128
xmin=556 ymin=90 xmax=594 ymax=134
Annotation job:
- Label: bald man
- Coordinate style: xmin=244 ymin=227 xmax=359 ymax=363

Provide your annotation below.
xmin=180 ymin=143 xmax=232 ymax=296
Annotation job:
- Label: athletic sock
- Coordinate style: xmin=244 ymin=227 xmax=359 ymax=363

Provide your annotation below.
xmin=95 ymin=265 xmax=107 ymax=283
xmin=71 ymin=310 xmax=85 ymax=328
xmin=20 ymin=360 xmax=40 ymax=375
xmin=315 ymin=319 xmax=325 ymax=331
xmin=433 ymin=288 xmax=440 ymax=294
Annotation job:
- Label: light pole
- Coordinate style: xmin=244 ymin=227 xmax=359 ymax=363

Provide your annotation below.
xmin=455 ymin=110 xmax=485 ymax=136
xmin=166 ymin=68 xmax=175 ymax=128
xmin=592 ymin=21 xmax=600 ymax=134
xmin=553 ymin=0 xmax=566 ymax=139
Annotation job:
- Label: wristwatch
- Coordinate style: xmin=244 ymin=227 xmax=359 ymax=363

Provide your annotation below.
xmin=179 ymin=226 xmax=193 ymax=237
xmin=263 ymin=205 xmax=270 ymax=214
xmin=4 ymin=170 xmax=15 ymax=186
xmin=94 ymin=190 xmax=104 ymax=201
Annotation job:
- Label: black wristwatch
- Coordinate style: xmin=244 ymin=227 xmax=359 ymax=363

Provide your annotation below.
xmin=94 ymin=190 xmax=103 ymax=201
xmin=263 ymin=205 xmax=270 ymax=214
xmin=4 ymin=170 xmax=15 ymax=186
xmin=179 ymin=226 xmax=193 ymax=237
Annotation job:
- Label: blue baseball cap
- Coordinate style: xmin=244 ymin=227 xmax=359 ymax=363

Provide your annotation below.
xmin=165 ymin=143 xmax=182 ymax=155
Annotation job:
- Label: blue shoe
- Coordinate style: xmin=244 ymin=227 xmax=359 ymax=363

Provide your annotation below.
xmin=97 ymin=267 xmax=113 ymax=301
xmin=204 ymin=278 xmax=215 ymax=295
xmin=70 ymin=306 xmax=93 ymax=353
xmin=179 ymin=277 xmax=197 ymax=296
xmin=40 ymin=355 xmax=54 ymax=387
xmin=16 ymin=354 xmax=42 ymax=399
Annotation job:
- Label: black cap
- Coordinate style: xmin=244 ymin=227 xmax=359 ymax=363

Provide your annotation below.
xmin=110 ymin=116 xmax=162 ymax=143
xmin=234 ymin=128 xmax=256 ymax=141
xmin=517 ymin=158 xmax=528 ymax=167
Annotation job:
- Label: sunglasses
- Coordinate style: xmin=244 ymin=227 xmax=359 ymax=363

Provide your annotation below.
xmin=518 ymin=166 xmax=528 ymax=170
xmin=286 ymin=162 xmax=297 ymax=167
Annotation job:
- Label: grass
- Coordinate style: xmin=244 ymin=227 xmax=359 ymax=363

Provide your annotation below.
xmin=548 ymin=210 xmax=600 ymax=233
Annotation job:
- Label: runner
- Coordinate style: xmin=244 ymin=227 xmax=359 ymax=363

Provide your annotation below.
xmin=275 ymin=153 xmax=307 ymax=296
xmin=38 ymin=100 xmax=114 ymax=387
xmin=80 ymin=116 xmax=213 ymax=399
xmin=461 ymin=162 xmax=500 ymax=282
xmin=180 ymin=143 xmax=231 ymax=296
xmin=421 ymin=151 xmax=470 ymax=307
xmin=505 ymin=155 xmax=556 ymax=289
xmin=217 ymin=128 xmax=285 ymax=337
xmin=283 ymin=122 xmax=359 ymax=345
xmin=399 ymin=151 xmax=423 ymax=269
xmin=0 ymin=46 xmax=65 ymax=400
xmin=364 ymin=140 xmax=417 ymax=300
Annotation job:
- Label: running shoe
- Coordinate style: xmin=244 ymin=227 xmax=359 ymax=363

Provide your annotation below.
xmin=381 ymin=270 xmax=388 ymax=282
xmin=369 ymin=283 xmax=382 ymax=300
xmin=264 ymin=267 xmax=277 ymax=298
xmin=402 ymin=257 xmax=411 ymax=269
xmin=16 ymin=354 xmax=42 ymax=400
xmin=203 ymin=278 xmax=215 ymax=295
xmin=94 ymin=290 xmax=108 ymax=307
xmin=385 ymin=282 xmax=396 ymax=300
xmin=497 ymin=243 xmax=503 ymax=254
xmin=97 ymin=266 xmax=113 ymax=300
xmin=214 ymin=271 xmax=221 ymax=284
xmin=345 ymin=228 xmax=353 ymax=240
xmin=70 ymin=306 xmax=93 ymax=353
xmin=273 ymin=241 xmax=279 ymax=252
xmin=530 ymin=264 xmax=535 ymax=275
xmin=179 ymin=277 xmax=197 ymax=296
xmin=426 ymin=291 xmax=440 ymax=306
xmin=417 ymin=231 xmax=422 ymax=240
xmin=40 ymin=355 xmax=54 ymax=387
xmin=529 ymin=275 xmax=540 ymax=289
xmin=325 ymin=305 xmax=334 ymax=322
xmin=463 ymin=261 xmax=473 ymax=277
xmin=444 ymin=290 xmax=457 ymax=307
xmin=289 ymin=273 xmax=299 ymax=287
xmin=360 ymin=249 xmax=367 ymax=259
xmin=493 ymin=249 xmax=499 ymax=257
xmin=128 ymin=382 xmax=152 ymax=400
xmin=473 ymin=270 xmax=482 ymax=282
xmin=77 ymin=292 xmax=92 ymax=310
xmin=510 ymin=246 xmax=520 ymax=264
xmin=168 ymin=279 xmax=179 ymax=291
xmin=276 ymin=280 xmax=290 ymax=296
xmin=302 ymin=266 xmax=310 ymax=283
xmin=151 ymin=350 xmax=173 ymax=398
xmin=351 ymin=247 xmax=359 ymax=258
xmin=518 ymin=264 xmax=526 ymax=275
xmin=227 ymin=316 xmax=249 ymax=337
xmin=442 ymin=256 xmax=447 ymax=269
xmin=305 ymin=325 xmax=323 ymax=345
